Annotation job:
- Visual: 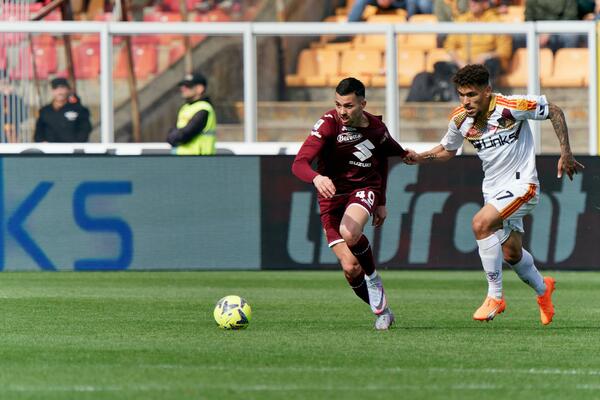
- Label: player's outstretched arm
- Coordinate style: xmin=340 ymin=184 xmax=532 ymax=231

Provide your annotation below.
xmin=404 ymin=145 xmax=457 ymax=165
xmin=548 ymin=103 xmax=585 ymax=180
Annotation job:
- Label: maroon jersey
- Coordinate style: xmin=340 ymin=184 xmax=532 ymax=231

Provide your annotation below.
xmin=292 ymin=109 xmax=407 ymax=205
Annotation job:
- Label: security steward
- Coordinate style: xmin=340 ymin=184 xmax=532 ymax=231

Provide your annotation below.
xmin=167 ymin=72 xmax=217 ymax=155
xmin=34 ymin=77 xmax=92 ymax=142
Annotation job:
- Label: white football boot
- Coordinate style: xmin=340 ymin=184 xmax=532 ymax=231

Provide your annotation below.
xmin=374 ymin=308 xmax=395 ymax=330
xmin=366 ymin=272 xmax=387 ymax=315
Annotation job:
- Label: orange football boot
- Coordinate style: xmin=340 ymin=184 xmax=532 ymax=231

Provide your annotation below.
xmin=537 ymin=276 xmax=555 ymax=325
xmin=473 ymin=296 xmax=506 ymax=321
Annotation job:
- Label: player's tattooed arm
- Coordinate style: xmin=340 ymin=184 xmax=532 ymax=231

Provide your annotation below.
xmin=548 ymin=102 xmax=585 ymax=180
xmin=548 ymin=103 xmax=572 ymax=152
xmin=404 ymin=145 xmax=456 ymax=164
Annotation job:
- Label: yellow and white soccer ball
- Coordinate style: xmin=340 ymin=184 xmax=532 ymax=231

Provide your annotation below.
xmin=213 ymin=295 xmax=252 ymax=330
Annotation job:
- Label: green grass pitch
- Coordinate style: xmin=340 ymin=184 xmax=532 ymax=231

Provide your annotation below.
xmin=0 ymin=270 xmax=599 ymax=399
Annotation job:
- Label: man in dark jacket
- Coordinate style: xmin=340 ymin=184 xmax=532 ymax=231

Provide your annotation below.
xmin=34 ymin=78 xmax=92 ymax=143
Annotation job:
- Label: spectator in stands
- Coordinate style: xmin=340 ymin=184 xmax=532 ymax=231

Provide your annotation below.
xmin=406 ymin=0 xmax=434 ymax=17
xmin=578 ymin=0 xmax=598 ymax=19
xmin=433 ymin=0 xmax=469 ymax=46
xmin=433 ymin=0 xmax=468 ymax=21
xmin=0 ymin=77 xmax=26 ymax=143
xmin=525 ymin=0 xmax=581 ymax=52
xmin=442 ymin=0 xmax=512 ymax=86
xmin=34 ymin=78 xmax=92 ymax=143
xmin=348 ymin=0 xmax=433 ymax=21
xmin=167 ymin=72 xmax=217 ymax=155
xmin=348 ymin=0 xmax=405 ymax=21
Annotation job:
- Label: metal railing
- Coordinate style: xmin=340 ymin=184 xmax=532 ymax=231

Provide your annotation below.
xmin=0 ymin=20 xmax=597 ymax=154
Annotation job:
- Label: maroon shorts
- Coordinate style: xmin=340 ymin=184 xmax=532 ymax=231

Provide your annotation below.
xmin=319 ymin=188 xmax=379 ymax=247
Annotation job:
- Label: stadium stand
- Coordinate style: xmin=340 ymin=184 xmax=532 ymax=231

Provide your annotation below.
xmin=542 ymin=48 xmax=589 ymax=87
xmin=334 ymin=48 xmax=383 ymax=86
xmin=500 ymin=47 xmax=553 ymax=88
xmin=424 ymin=47 xmax=453 ymax=72
xmin=372 ymin=49 xmax=426 ymax=87
xmin=286 ymin=1 xmax=589 ymax=90
xmin=114 ymin=44 xmax=159 ymax=79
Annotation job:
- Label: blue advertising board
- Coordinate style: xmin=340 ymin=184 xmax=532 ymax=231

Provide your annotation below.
xmin=0 ymin=157 xmax=260 ymax=271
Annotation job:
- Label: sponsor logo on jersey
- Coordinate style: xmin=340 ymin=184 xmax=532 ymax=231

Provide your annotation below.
xmin=341 ymin=126 xmax=357 ymax=132
xmin=310 ymin=130 xmax=322 ymax=138
xmin=337 ymin=133 xmax=363 ymax=143
xmin=348 ymin=160 xmax=371 ymax=167
xmin=469 ymin=131 xmax=519 ymax=151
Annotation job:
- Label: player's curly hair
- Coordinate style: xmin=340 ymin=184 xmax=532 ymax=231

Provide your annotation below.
xmin=452 ymin=64 xmax=490 ymax=88
xmin=336 ymin=77 xmax=366 ymax=98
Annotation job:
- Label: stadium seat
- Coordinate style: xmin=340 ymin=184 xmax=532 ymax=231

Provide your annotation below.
xmin=198 ymin=8 xmax=230 ymax=22
xmin=143 ymin=11 xmax=183 ymax=44
xmin=502 ymin=48 xmax=553 ymax=87
xmin=403 ymin=14 xmax=438 ymax=50
xmin=42 ymin=10 xmax=61 ymax=21
xmin=354 ymin=35 xmax=405 ymax=51
xmin=10 ymin=44 xmax=57 ymax=79
xmin=372 ymin=48 xmax=426 ymax=87
xmin=169 ymin=42 xmax=187 ymax=64
xmin=331 ymin=49 xmax=383 ymax=86
xmin=542 ymin=48 xmax=589 ymax=87
xmin=324 ymin=15 xmax=348 ymax=22
xmin=308 ymin=49 xmax=341 ymax=86
xmin=407 ymin=14 xmax=438 ymax=23
xmin=31 ymin=34 xmax=56 ymax=47
xmin=72 ymin=41 xmax=100 ymax=79
xmin=114 ymin=44 xmax=158 ymax=80
xmin=500 ymin=5 xmax=525 ymax=22
xmin=425 ymin=48 xmax=452 ymax=72
xmin=366 ymin=13 xmax=406 ymax=23
xmin=286 ymin=48 xmax=319 ymax=86
xmin=0 ymin=48 xmax=5 ymax=70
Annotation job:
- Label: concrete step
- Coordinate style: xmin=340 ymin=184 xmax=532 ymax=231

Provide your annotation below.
xmin=220 ymin=100 xmax=591 ymax=153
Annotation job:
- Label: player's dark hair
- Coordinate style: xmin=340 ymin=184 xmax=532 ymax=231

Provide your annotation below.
xmin=452 ymin=64 xmax=490 ymax=88
xmin=336 ymin=77 xmax=366 ymax=98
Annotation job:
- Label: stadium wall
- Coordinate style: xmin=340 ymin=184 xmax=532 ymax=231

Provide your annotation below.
xmin=0 ymin=155 xmax=597 ymax=271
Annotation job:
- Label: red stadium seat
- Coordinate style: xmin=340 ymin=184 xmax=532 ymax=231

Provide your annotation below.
xmin=72 ymin=42 xmax=100 ymax=79
xmin=169 ymin=43 xmax=187 ymax=64
xmin=199 ymin=9 xmax=231 ymax=22
xmin=143 ymin=11 xmax=183 ymax=44
xmin=114 ymin=44 xmax=158 ymax=80
xmin=10 ymin=44 xmax=57 ymax=79
xmin=42 ymin=10 xmax=61 ymax=21
xmin=0 ymin=47 xmax=7 ymax=71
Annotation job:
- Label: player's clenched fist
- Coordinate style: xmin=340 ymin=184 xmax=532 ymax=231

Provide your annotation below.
xmin=313 ymin=175 xmax=336 ymax=198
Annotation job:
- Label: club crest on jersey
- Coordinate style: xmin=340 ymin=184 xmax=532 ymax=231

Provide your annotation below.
xmin=465 ymin=126 xmax=483 ymax=140
xmin=337 ymin=133 xmax=363 ymax=143
xmin=486 ymin=124 xmax=498 ymax=135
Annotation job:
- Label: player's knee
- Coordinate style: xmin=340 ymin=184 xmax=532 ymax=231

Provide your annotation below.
xmin=340 ymin=256 xmax=361 ymax=278
xmin=339 ymin=225 xmax=361 ymax=247
xmin=472 ymin=216 xmax=492 ymax=237
xmin=503 ymin=246 xmax=522 ymax=265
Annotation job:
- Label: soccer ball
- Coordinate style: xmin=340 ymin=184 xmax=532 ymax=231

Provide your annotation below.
xmin=213 ymin=295 xmax=252 ymax=330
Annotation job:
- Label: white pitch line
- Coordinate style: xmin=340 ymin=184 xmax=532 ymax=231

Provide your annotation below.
xmin=143 ymin=364 xmax=600 ymax=377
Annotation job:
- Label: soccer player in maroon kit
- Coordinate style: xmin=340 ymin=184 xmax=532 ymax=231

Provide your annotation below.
xmin=292 ymin=78 xmax=408 ymax=330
